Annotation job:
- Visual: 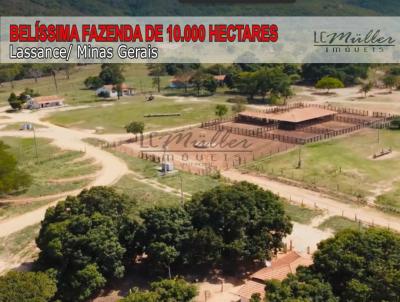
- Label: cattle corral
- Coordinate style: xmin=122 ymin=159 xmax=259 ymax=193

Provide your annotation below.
xmin=114 ymin=103 xmax=396 ymax=175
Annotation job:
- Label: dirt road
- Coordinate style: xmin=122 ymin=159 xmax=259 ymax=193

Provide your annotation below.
xmin=0 ymin=107 xmax=129 ymax=237
xmin=222 ymin=170 xmax=400 ymax=232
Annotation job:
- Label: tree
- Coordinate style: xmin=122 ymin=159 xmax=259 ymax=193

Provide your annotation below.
xmin=8 ymin=88 xmax=40 ymax=110
xmin=215 ymin=104 xmax=228 ymax=118
xmin=383 ymin=75 xmax=398 ymax=93
xmin=202 ymin=75 xmax=218 ymax=95
xmin=234 ymin=71 xmax=259 ymax=100
xmin=315 ymin=76 xmax=344 ymax=93
xmin=147 ymin=64 xmax=166 ymax=93
xmin=360 ymin=81 xmax=373 ymax=97
xmin=50 ymin=68 xmax=59 ymax=93
xmin=84 ymin=76 xmax=104 ymax=89
xmin=190 ymin=70 xmax=207 ymax=96
xmin=0 ymin=141 xmax=31 ymax=195
xmin=125 ymin=121 xmax=145 ymax=138
xmin=8 ymin=92 xmax=23 ymax=110
xmin=249 ymin=293 xmax=262 ymax=302
xmin=185 ymin=182 xmax=292 ymax=267
xmin=36 ymin=187 xmax=137 ymax=301
xmin=301 ymin=64 xmax=369 ymax=86
xmin=121 ymin=278 xmax=197 ymax=302
xmin=138 ymin=206 xmax=192 ymax=277
xmin=147 ymin=242 xmax=179 ymax=279
xmin=151 ymin=278 xmax=198 ymax=302
xmin=231 ymin=97 xmax=247 ymax=113
xmin=121 ymin=289 xmax=159 ymax=302
xmin=0 ymin=271 xmax=57 ymax=302
xmin=311 ymin=228 xmax=400 ymax=302
xmin=99 ymin=64 xmax=125 ymax=85
xmin=265 ymin=268 xmax=338 ymax=302
xmin=390 ymin=117 xmax=400 ymax=129
xmin=69 ymin=264 xmax=107 ymax=302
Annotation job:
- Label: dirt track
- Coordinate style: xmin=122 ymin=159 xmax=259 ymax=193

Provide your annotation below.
xmin=0 ymin=107 xmax=129 ymax=237
xmin=222 ymin=170 xmax=400 ymax=232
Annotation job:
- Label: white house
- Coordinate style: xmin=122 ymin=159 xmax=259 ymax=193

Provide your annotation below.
xmin=26 ymin=95 xmax=64 ymax=110
xmin=96 ymin=83 xmax=135 ymax=98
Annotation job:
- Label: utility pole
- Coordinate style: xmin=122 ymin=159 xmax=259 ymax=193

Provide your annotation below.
xmin=297 ymin=145 xmax=302 ymax=169
xmin=377 ymin=127 xmax=380 ymax=144
xmin=179 ymin=173 xmax=184 ymax=204
xmin=33 ymin=125 xmax=38 ymax=159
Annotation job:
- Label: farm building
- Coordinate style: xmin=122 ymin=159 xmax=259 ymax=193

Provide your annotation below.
xmin=116 ymin=103 xmax=393 ymax=175
xmin=169 ymin=74 xmax=194 ymax=89
xmin=238 ymin=107 xmax=337 ymax=130
xmin=26 ymin=95 xmax=64 ymax=109
xmin=237 ymin=251 xmax=313 ymax=302
xmin=96 ymin=83 xmax=135 ymax=98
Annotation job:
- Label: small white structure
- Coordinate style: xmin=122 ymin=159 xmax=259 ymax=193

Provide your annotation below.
xmin=96 ymin=83 xmax=135 ymax=98
xmin=26 ymin=95 xmax=64 ymax=110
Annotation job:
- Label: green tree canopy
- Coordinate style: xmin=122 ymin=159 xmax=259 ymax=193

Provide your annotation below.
xmin=359 ymin=81 xmax=373 ymax=97
xmin=138 ymin=206 xmax=192 ymax=277
xmin=99 ymin=64 xmax=125 ymax=85
xmin=36 ymin=186 xmax=137 ymax=301
xmin=215 ymin=104 xmax=228 ymax=118
xmin=185 ymin=182 xmax=292 ymax=267
xmin=147 ymin=64 xmax=166 ymax=93
xmin=125 ymin=121 xmax=145 ymax=135
xmin=267 ymin=228 xmax=400 ymax=302
xmin=265 ymin=267 xmax=338 ymax=302
xmin=8 ymin=92 xmax=23 ymax=110
xmin=0 ymin=141 xmax=31 ymax=195
xmin=315 ymin=76 xmax=344 ymax=93
xmin=121 ymin=278 xmax=197 ymax=302
xmin=312 ymin=228 xmax=400 ymax=302
xmin=0 ymin=271 xmax=57 ymax=302
xmin=84 ymin=76 xmax=104 ymax=89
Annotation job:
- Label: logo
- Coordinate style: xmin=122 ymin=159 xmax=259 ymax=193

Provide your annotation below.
xmin=313 ymin=29 xmax=396 ymax=54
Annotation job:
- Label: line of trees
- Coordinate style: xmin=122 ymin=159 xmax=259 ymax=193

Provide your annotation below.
xmin=3 ymin=182 xmax=291 ymax=301
xmin=0 ymin=64 xmax=76 ymax=88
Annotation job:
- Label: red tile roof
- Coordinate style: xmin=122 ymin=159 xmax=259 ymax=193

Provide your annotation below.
xmin=237 ymin=251 xmax=313 ymax=301
xmin=214 ymin=75 xmax=226 ymax=81
xmin=237 ymin=280 xmax=266 ymax=301
xmin=33 ymin=95 xmax=64 ymax=104
xmin=251 ymin=251 xmax=313 ymax=281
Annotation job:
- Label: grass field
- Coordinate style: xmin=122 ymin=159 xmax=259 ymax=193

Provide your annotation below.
xmin=1 ymin=137 xmax=100 ymax=198
xmin=44 ymin=95 xmax=231 ymax=133
xmin=113 ymin=175 xmax=179 ymax=209
xmin=110 ymin=149 xmax=221 ymax=195
xmin=283 ymin=202 xmax=322 ymax=224
xmin=242 ymin=129 xmax=400 ymax=204
xmin=0 ymin=199 xmax=54 ymax=221
xmin=0 ymin=223 xmax=40 ymax=271
xmin=318 ymin=216 xmax=362 ymax=233
xmin=0 ymin=64 xmax=172 ymax=106
xmin=375 ymin=184 xmax=400 ymax=210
